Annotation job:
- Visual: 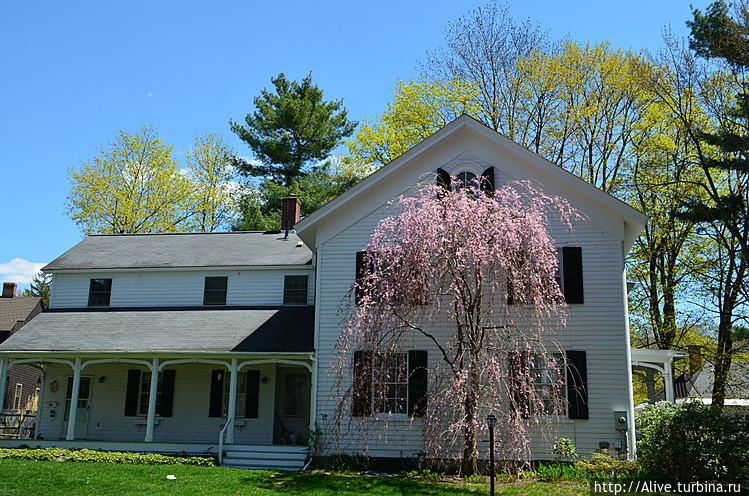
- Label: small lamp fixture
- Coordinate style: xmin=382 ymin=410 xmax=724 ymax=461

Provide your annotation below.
xmin=98 ymin=376 xmax=106 ymax=384
xmin=261 ymin=376 xmax=268 ymax=384
xmin=487 ymin=414 xmax=497 ymax=496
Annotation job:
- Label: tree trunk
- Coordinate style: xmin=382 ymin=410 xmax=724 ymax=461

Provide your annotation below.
xmin=461 ymin=368 xmax=479 ymax=476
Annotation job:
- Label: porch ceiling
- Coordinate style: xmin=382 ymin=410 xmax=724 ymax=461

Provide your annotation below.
xmin=0 ymin=306 xmax=314 ymax=354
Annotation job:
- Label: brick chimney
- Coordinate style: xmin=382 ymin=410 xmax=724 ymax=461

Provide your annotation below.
xmin=2 ymin=282 xmax=17 ymax=298
xmin=688 ymin=345 xmax=703 ymax=375
xmin=281 ymin=195 xmax=301 ymax=234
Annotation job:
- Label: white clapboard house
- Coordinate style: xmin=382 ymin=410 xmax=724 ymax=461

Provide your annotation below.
xmin=0 ymin=116 xmax=646 ymax=468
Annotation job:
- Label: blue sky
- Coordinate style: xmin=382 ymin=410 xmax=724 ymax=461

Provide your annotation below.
xmin=1 ymin=1 xmax=708 ymax=290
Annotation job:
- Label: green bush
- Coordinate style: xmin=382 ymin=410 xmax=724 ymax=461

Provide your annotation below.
xmin=551 ymin=438 xmax=577 ymax=461
xmin=636 ymin=401 xmax=749 ymax=480
xmin=574 ymin=451 xmax=639 ymax=478
xmin=0 ymin=448 xmax=217 ymax=466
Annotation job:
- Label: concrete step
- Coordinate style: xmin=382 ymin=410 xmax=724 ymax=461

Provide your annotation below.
xmin=222 ymin=445 xmax=307 ymax=471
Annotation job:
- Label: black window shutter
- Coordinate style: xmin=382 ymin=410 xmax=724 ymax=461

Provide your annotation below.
xmin=355 ymin=251 xmax=366 ymax=305
xmin=124 ymin=369 xmax=141 ymax=417
xmin=481 ymin=167 xmax=495 ymax=194
xmin=566 ymin=350 xmax=589 ymax=419
xmin=209 ymin=369 xmax=225 ymax=418
xmin=508 ymin=351 xmax=530 ymax=419
xmin=245 ymin=370 xmax=260 ymax=418
xmin=562 ymin=247 xmax=584 ymax=304
xmin=159 ymin=370 xmax=176 ymax=417
xmin=436 ymin=168 xmax=451 ymax=191
xmin=408 ymin=350 xmax=428 ymax=417
xmin=352 ymin=351 xmax=372 ymax=417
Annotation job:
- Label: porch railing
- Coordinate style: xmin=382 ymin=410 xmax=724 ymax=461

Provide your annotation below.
xmin=218 ymin=416 xmax=233 ymax=465
xmin=0 ymin=410 xmax=36 ymax=439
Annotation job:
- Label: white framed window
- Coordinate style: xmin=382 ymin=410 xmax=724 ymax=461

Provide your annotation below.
xmin=283 ymin=275 xmax=308 ymax=305
xmin=138 ymin=372 xmax=164 ymax=416
xmin=373 ymin=353 xmax=409 ymax=415
xmin=529 ymin=353 xmax=566 ymax=416
xmin=222 ymin=371 xmax=247 ymax=417
xmin=13 ymin=384 xmax=22 ymax=410
xmin=455 ymin=170 xmax=477 ymax=190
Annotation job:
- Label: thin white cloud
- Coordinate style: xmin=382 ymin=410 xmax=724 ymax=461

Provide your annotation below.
xmin=0 ymin=258 xmax=46 ymax=285
xmin=147 ymin=92 xmax=154 ymax=98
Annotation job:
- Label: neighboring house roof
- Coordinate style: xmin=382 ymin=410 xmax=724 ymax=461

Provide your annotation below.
xmin=44 ymin=231 xmax=312 ymax=271
xmin=686 ymin=360 xmax=749 ymax=400
xmin=0 ymin=306 xmax=314 ymax=353
xmin=0 ymin=296 xmax=44 ymax=333
xmin=296 ymin=114 xmax=647 ymax=251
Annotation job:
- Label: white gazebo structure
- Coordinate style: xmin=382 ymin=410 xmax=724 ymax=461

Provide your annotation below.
xmin=631 ymin=348 xmax=688 ymax=402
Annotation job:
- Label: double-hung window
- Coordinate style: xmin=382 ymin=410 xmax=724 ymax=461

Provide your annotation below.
xmin=283 ymin=275 xmax=308 ymax=305
xmin=352 ymin=350 xmax=428 ymax=417
xmin=124 ymin=369 xmax=176 ymax=418
xmin=373 ymin=353 xmax=409 ymax=415
xmin=508 ymin=349 xmax=588 ymax=420
xmin=209 ymin=369 xmax=260 ymax=418
xmin=529 ymin=353 xmax=565 ymax=416
xmin=88 ymin=278 xmax=112 ymax=307
xmin=203 ymin=276 xmax=228 ymax=306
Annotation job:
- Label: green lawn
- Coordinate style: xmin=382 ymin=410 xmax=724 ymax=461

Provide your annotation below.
xmin=0 ymin=459 xmax=588 ymax=496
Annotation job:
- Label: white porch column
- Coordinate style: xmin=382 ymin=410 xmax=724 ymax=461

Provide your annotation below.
xmin=663 ymin=358 xmax=675 ymax=403
xmin=226 ymin=358 xmax=238 ymax=444
xmin=65 ymin=358 xmax=82 ymax=441
xmin=0 ymin=358 xmax=8 ymax=410
xmin=144 ymin=358 xmax=159 ymax=442
xmin=308 ymin=359 xmax=317 ymax=434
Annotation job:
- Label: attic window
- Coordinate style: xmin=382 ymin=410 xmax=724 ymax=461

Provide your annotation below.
xmin=283 ymin=275 xmax=308 ymax=305
xmin=87 ymin=278 xmax=112 ymax=307
xmin=455 ymin=171 xmax=477 ymax=190
xmin=204 ymin=277 xmax=228 ymax=306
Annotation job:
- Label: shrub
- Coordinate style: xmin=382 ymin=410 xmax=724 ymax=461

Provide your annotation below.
xmin=551 ymin=438 xmax=577 ymax=461
xmin=0 ymin=448 xmax=217 ymax=466
xmin=574 ymin=451 xmax=639 ymax=478
xmin=636 ymin=401 xmax=749 ymax=480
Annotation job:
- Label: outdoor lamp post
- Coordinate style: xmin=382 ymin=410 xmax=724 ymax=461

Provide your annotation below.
xmin=487 ymin=413 xmax=497 ymax=496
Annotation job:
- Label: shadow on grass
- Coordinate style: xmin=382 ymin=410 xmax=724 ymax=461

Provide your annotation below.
xmin=241 ymin=471 xmax=486 ymax=495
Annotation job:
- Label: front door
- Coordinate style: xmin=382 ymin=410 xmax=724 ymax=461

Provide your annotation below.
xmin=273 ymin=367 xmax=310 ymax=445
xmin=62 ymin=376 xmax=91 ymax=439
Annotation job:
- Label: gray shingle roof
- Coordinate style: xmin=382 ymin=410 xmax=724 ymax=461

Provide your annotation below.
xmin=44 ymin=232 xmax=312 ymax=271
xmin=0 ymin=297 xmax=44 ymax=332
xmin=0 ymin=307 xmax=314 ymax=353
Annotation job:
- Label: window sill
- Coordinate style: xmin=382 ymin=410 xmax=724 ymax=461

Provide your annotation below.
xmin=133 ymin=417 xmax=161 ymax=426
xmin=526 ymin=416 xmax=574 ymax=424
xmin=369 ymin=414 xmax=419 ymax=422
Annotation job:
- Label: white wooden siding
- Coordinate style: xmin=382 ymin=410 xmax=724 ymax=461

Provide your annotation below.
xmin=48 ymin=268 xmax=315 ymax=309
xmin=38 ymin=362 xmax=280 ymax=445
xmin=312 ymin=194 xmax=633 ymax=459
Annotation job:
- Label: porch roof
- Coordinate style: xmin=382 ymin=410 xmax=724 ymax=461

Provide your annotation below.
xmin=0 ymin=306 xmax=314 ymax=354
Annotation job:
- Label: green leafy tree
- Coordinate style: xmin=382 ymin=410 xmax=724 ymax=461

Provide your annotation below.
xmin=67 ymin=125 xmax=237 ymax=234
xmin=67 ymin=124 xmax=192 ymax=234
xmin=20 ymin=271 xmax=51 ymax=308
xmin=346 ymin=78 xmax=480 ymax=168
xmin=230 ymin=72 xmax=357 ymax=187
xmin=184 ymin=132 xmax=237 ymax=232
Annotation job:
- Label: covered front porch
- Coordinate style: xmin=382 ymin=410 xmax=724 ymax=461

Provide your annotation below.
xmin=0 ymin=353 xmax=315 ymax=448
xmin=0 ymin=305 xmax=317 ymax=461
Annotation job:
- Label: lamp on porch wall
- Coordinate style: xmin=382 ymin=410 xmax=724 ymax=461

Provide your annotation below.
xmin=98 ymin=376 xmax=106 ymax=384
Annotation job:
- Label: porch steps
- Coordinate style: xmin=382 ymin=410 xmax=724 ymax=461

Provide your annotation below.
xmin=222 ymin=445 xmax=307 ymax=471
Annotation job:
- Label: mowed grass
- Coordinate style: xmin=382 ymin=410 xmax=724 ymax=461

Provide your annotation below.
xmin=0 ymin=459 xmax=588 ymax=496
